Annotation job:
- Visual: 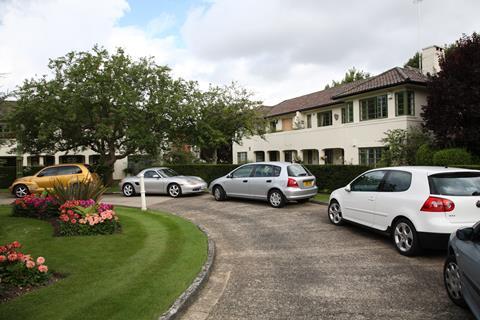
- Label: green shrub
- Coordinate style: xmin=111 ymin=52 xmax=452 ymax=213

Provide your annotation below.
xmin=165 ymin=164 xmax=238 ymax=183
xmin=432 ymin=148 xmax=473 ymax=166
xmin=416 ymin=144 xmax=435 ymax=165
xmin=52 ymin=177 xmax=107 ymax=204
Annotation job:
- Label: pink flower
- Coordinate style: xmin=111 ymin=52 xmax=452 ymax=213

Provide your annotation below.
xmin=59 ymin=214 xmax=69 ymax=222
xmin=0 ymin=255 xmax=6 ymax=263
xmin=26 ymin=260 xmax=35 ymax=269
xmin=12 ymin=241 xmax=21 ymax=248
xmin=79 ymin=219 xmax=86 ymax=224
xmin=71 ymin=219 xmax=77 ymax=224
xmin=36 ymin=256 xmax=45 ymax=265
xmin=7 ymin=253 xmax=17 ymax=262
xmin=38 ymin=265 xmax=48 ymax=273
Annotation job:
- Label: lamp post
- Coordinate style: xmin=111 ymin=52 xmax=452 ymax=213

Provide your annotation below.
xmin=140 ymin=173 xmax=147 ymax=211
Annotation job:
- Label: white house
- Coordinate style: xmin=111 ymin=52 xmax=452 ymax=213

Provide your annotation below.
xmin=233 ymin=46 xmax=443 ymax=166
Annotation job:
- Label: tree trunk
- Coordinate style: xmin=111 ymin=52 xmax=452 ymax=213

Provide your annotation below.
xmin=213 ymin=148 xmax=218 ymax=164
xmin=101 ymin=153 xmax=117 ymax=187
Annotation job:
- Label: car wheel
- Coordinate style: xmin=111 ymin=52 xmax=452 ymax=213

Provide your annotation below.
xmin=14 ymin=184 xmax=29 ymax=198
xmin=268 ymin=189 xmax=286 ymax=208
xmin=444 ymin=254 xmax=467 ymax=308
xmin=122 ymin=183 xmax=135 ymax=197
xmin=168 ymin=183 xmax=182 ymax=198
xmin=213 ymin=185 xmax=226 ymax=201
xmin=392 ymin=218 xmax=421 ymax=256
xmin=328 ymin=200 xmax=344 ymax=226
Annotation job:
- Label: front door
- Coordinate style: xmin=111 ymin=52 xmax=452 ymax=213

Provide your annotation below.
xmin=341 ymin=170 xmax=386 ymax=227
xmin=223 ymin=165 xmax=255 ymax=197
xmin=34 ymin=167 xmax=59 ymax=190
xmin=143 ymin=170 xmax=162 ymax=193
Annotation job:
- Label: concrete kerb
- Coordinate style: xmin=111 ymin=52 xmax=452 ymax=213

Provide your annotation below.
xmin=158 ymin=224 xmax=215 ymax=320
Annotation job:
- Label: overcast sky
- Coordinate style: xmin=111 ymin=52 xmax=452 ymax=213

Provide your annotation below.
xmin=1 ymin=0 xmax=479 ymax=105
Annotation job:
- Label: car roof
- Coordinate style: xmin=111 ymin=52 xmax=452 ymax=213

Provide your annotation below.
xmin=373 ymin=166 xmax=480 ymax=175
xmin=239 ymin=162 xmax=296 ymax=166
xmin=44 ymin=163 xmax=86 ymax=168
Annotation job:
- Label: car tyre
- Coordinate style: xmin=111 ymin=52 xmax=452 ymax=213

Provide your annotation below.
xmin=443 ymin=255 xmax=467 ymax=308
xmin=328 ymin=200 xmax=344 ymax=226
xmin=268 ymin=189 xmax=286 ymax=208
xmin=392 ymin=218 xmax=421 ymax=256
xmin=168 ymin=183 xmax=182 ymax=198
xmin=122 ymin=183 xmax=136 ymax=197
xmin=444 ymin=255 xmax=468 ymax=308
xmin=213 ymin=185 xmax=227 ymax=201
xmin=13 ymin=184 xmax=29 ymax=198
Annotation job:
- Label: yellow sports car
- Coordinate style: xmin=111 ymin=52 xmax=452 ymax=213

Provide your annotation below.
xmin=9 ymin=164 xmax=96 ymax=198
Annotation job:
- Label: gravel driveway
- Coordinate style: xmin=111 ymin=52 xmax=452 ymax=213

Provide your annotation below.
xmin=142 ymin=193 xmax=473 ymax=320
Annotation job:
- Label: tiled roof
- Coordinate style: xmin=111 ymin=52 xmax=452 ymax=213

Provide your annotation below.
xmin=333 ymin=67 xmax=427 ymax=99
xmin=267 ymin=67 xmax=427 ymax=117
xmin=267 ymin=80 xmax=367 ymax=117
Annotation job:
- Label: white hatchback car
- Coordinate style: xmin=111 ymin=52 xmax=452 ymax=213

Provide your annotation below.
xmin=329 ymin=167 xmax=480 ymax=256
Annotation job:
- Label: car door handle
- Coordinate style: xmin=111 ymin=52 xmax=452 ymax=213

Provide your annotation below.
xmin=266 ymin=180 xmax=272 ymax=183
xmin=243 ymin=180 xmax=248 ymax=183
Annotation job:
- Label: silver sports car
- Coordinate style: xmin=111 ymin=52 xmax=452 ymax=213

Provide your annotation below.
xmin=119 ymin=167 xmax=207 ymax=198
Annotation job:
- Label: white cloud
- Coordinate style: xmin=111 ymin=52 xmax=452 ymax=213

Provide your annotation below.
xmin=1 ymin=0 xmax=480 ymax=105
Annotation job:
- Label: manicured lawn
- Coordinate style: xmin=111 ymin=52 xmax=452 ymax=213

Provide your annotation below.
xmin=0 ymin=205 xmax=207 ymax=320
xmin=313 ymin=192 xmax=330 ymax=203
xmin=0 ymin=188 xmax=9 ymax=193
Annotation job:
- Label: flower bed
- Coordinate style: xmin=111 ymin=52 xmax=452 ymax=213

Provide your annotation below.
xmin=57 ymin=200 xmax=120 ymax=236
xmin=11 ymin=194 xmax=120 ymax=237
xmin=0 ymin=241 xmax=51 ymax=299
xmin=12 ymin=194 xmax=59 ymax=219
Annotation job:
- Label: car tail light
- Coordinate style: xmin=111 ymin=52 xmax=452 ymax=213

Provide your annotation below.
xmin=421 ymin=196 xmax=455 ymax=212
xmin=287 ymin=178 xmax=299 ymax=188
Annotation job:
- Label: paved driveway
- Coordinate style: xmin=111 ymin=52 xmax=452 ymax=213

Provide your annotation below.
xmin=106 ymin=193 xmax=472 ymax=320
xmin=4 ymin=192 xmax=473 ymax=319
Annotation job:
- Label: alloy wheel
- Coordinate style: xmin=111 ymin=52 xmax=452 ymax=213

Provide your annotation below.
xmin=445 ymin=261 xmax=462 ymax=300
xmin=270 ymin=192 xmax=282 ymax=207
xmin=214 ymin=187 xmax=221 ymax=200
xmin=394 ymin=222 xmax=414 ymax=252
xmin=15 ymin=185 xmax=28 ymax=198
xmin=169 ymin=184 xmax=180 ymax=197
xmin=328 ymin=202 xmax=342 ymax=224
xmin=123 ymin=184 xmax=133 ymax=197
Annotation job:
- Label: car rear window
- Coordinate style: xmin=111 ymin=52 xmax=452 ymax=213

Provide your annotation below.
xmin=287 ymin=165 xmax=311 ymax=177
xmin=429 ymin=172 xmax=480 ymax=196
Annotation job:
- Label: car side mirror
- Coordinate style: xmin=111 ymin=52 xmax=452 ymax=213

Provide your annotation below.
xmin=345 ymin=185 xmax=351 ymax=192
xmin=37 ymin=173 xmax=44 ymax=177
xmin=226 ymin=174 xmax=233 ymax=179
xmin=153 ymin=174 xmax=160 ymax=179
xmin=456 ymin=227 xmax=474 ymax=241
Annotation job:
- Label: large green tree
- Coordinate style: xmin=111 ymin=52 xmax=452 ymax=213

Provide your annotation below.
xmin=422 ymin=32 xmax=480 ymax=155
xmin=9 ymin=46 xmax=185 ymax=185
xmin=179 ymin=83 xmax=267 ymax=163
xmin=324 ymin=67 xmax=370 ymax=89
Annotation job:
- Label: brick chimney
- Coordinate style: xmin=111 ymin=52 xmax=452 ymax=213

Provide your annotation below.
xmin=421 ymin=45 xmax=444 ymax=75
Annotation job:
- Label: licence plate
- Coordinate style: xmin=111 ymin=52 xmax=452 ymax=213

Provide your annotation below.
xmin=304 ymin=180 xmax=314 ymax=187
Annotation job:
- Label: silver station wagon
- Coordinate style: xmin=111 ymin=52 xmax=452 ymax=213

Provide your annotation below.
xmin=209 ymin=162 xmax=318 ymax=208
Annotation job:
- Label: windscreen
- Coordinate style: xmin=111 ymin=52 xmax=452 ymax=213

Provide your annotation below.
xmin=161 ymin=168 xmax=179 ymax=177
xmin=429 ymin=172 xmax=480 ymax=196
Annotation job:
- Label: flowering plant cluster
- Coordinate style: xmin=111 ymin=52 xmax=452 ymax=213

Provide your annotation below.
xmin=12 ymin=193 xmax=59 ymax=219
xmin=57 ymin=200 xmax=120 ymax=236
xmin=0 ymin=241 xmax=50 ymax=291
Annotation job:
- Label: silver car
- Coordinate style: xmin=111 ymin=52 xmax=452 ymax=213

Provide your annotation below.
xmin=209 ymin=162 xmax=318 ymax=208
xmin=120 ymin=167 xmax=207 ymax=198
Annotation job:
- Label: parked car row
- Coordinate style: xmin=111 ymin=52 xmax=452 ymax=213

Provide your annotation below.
xmin=8 ymin=162 xmax=479 ymax=317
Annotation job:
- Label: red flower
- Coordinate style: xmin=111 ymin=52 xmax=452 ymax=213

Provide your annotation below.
xmin=59 ymin=214 xmax=69 ymax=222
xmin=71 ymin=219 xmax=77 ymax=224
xmin=0 ymin=246 xmax=6 ymax=253
xmin=12 ymin=241 xmax=21 ymax=248
xmin=0 ymin=255 xmax=6 ymax=263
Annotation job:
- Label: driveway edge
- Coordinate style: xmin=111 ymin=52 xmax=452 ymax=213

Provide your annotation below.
xmin=310 ymin=199 xmax=328 ymax=206
xmin=158 ymin=224 xmax=216 ymax=320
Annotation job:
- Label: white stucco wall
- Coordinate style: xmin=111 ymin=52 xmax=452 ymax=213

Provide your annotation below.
xmin=233 ymin=86 xmax=426 ymax=165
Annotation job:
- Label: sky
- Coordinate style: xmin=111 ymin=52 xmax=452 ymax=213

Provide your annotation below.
xmin=0 ymin=0 xmax=479 ymax=105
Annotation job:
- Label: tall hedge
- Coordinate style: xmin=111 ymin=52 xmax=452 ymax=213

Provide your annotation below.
xmin=165 ymin=164 xmax=371 ymax=192
xmin=0 ymin=166 xmax=17 ymax=188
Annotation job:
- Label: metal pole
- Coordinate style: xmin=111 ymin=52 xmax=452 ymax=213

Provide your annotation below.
xmin=140 ymin=174 xmax=147 ymax=211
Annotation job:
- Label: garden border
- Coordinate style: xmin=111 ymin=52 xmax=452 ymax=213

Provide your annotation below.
xmin=158 ymin=224 xmax=216 ymax=320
